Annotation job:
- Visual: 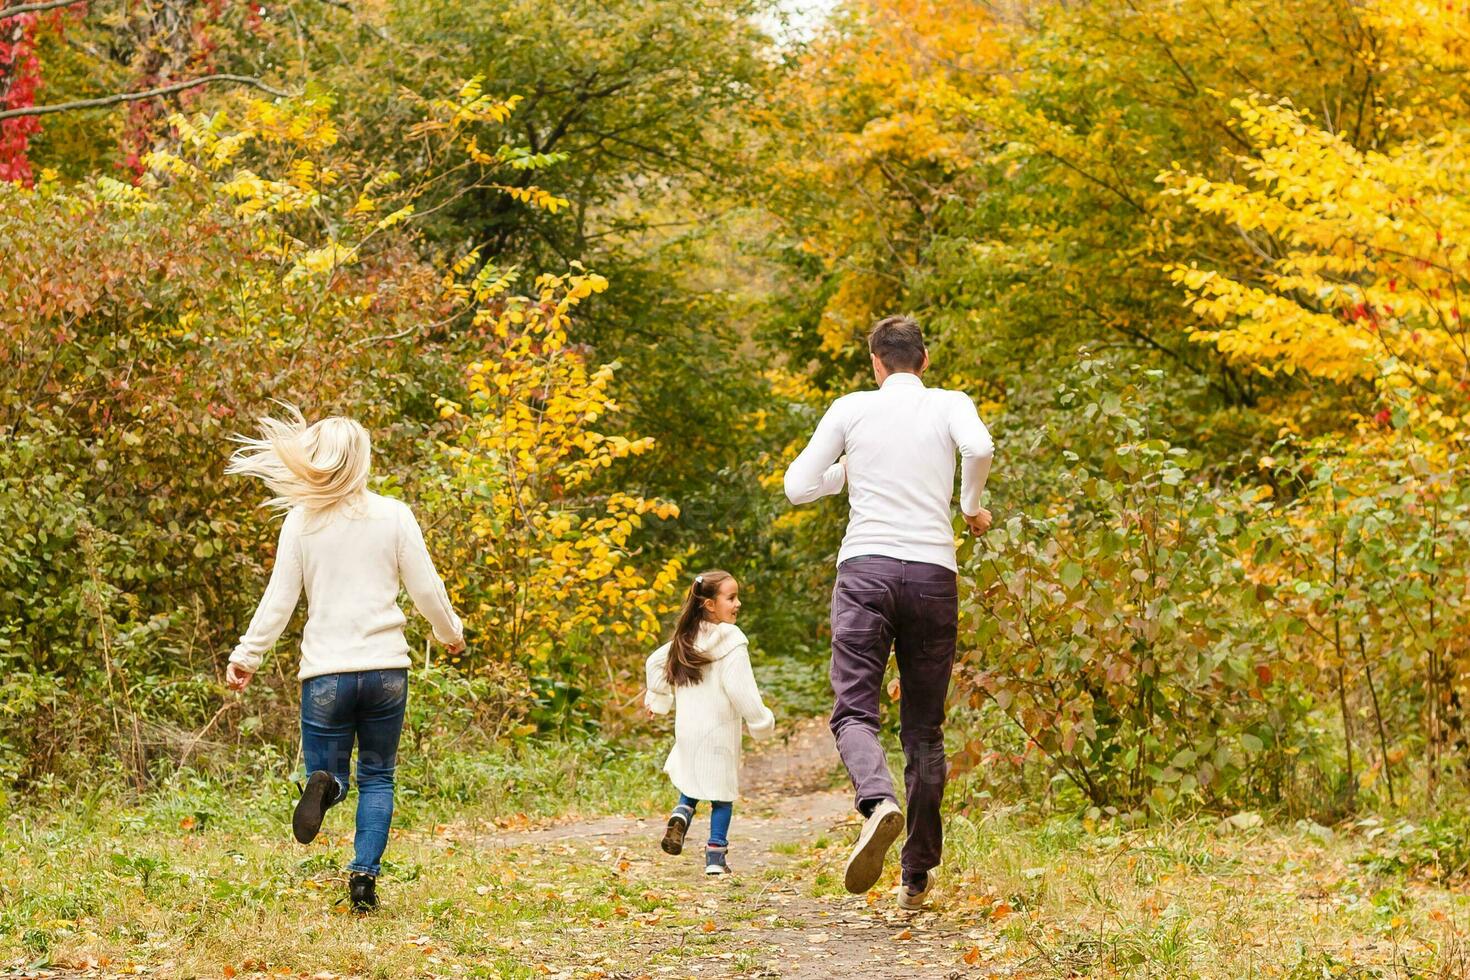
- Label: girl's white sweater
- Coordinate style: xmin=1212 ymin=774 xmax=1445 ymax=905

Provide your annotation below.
xmin=645 ymin=621 xmax=776 ymax=802
xmin=228 ymin=492 xmax=463 ymax=680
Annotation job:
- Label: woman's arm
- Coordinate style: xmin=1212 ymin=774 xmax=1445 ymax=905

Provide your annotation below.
xmin=396 ymin=502 xmax=464 ymax=647
xmin=228 ymin=510 xmax=305 ymax=677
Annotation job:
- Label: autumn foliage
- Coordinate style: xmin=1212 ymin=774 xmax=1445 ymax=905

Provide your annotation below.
xmin=753 ymin=0 xmax=1470 ymax=816
xmin=7 ymin=0 xmax=1470 ymax=825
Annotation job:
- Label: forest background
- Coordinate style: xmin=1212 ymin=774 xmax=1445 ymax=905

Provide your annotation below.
xmin=4 ymin=0 xmax=1470 ymax=974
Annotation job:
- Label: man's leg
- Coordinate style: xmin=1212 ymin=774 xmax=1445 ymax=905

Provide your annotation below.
xmin=894 ymin=563 xmax=958 ymax=885
xmin=828 ymin=558 xmax=898 ymax=814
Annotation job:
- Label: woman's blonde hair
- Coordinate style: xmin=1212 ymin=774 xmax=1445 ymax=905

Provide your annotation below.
xmin=227 ymin=404 xmax=372 ymax=512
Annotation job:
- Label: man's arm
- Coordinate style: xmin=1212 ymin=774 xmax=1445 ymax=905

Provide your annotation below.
xmin=783 ymin=401 xmax=848 ymax=505
xmin=950 ymin=393 xmax=994 ymax=518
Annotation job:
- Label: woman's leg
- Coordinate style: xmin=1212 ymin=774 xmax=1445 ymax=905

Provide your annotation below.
xmin=349 ymin=669 xmax=408 ymax=877
xmin=708 ymin=801 xmax=733 ymax=848
xmin=300 ymin=674 xmax=355 ymax=802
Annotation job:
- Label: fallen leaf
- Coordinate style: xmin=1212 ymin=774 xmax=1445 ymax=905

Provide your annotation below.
xmin=964 ymin=946 xmax=981 ymax=965
xmin=179 ymin=815 xmax=196 ymax=831
xmin=991 ymin=902 xmax=1012 ymax=920
xmin=223 ymin=967 xmax=237 ymax=979
xmin=702 ymin=920 xmax=717 ymax=933
xmin=618 ymin=859 xmax=630 ymax=872
xmin=895 ymin=929 xmax=912 ymax=941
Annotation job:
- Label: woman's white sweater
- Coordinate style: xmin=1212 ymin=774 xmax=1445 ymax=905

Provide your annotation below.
xmin=645 ymin=621 xmax=776 ymax=802
xmin=228 ymin=492 xmax=463 ymax=680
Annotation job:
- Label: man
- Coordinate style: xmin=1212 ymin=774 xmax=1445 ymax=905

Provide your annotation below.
xmin=783 ymin=315 xmax=994 ymax=910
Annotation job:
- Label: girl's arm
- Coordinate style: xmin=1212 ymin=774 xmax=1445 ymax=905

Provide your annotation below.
xmin=645 ymin=645 xmax=674 ymax=714
xmin=722 ymin=642 xmax=776 ymax=740
xmin=228 ymin=509 xmax=305 ymax=676
xmin=396 ymin=502 xmax=464 ymax=646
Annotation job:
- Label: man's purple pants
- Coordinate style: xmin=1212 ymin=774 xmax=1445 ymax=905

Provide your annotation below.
xmin=829 ymin=555 xmax=957 ymax=880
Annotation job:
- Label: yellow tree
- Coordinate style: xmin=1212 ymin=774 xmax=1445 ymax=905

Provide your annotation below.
xmin=1161 ymin=0 xmax=1470 ymax=798
xmin=1162 ymin=0 xmax=1470 ymax=445
xmin=752 ymin=0 xmax=1002 ymax=359
xmin=433 ymin=263 xmax=686 ymax=679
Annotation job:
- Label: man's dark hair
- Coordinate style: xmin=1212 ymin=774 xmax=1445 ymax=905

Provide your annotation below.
xmin=868 ymin=315 xmax=926 ymax=373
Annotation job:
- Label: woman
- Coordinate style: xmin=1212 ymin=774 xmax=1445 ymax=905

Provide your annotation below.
xmin=223 ymin=407 xmax=464 ymax=912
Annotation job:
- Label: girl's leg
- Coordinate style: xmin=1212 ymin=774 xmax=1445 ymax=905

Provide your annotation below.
xmin=300 ymin=674 xmax=355 ymax=801
xmin=704 ymin=802 xmax=733 ymax=875
xmin=349 ymin=669 xmax=408 ymax=877
xmin=708 ymin=801 xmax=733 ymax=848
xmin=674 ymin=793 xmax=698 ymax=823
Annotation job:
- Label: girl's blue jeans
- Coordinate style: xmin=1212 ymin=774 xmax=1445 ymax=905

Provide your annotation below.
xmin=300 ymin=668 xmax=408 ymax=877
xmin=675 ymin=793 xmax=732 ymax=847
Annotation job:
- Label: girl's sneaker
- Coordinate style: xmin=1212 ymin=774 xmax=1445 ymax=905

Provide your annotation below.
xmin=662 ymin=814 xmax=689 ymax=855
xmin=349 ymin=872 xmax=378 ymax=912
xmin=662 ymin=803 xmax=694 ymax=855
xmin=704 ymin=845 xmax=731 ymax=876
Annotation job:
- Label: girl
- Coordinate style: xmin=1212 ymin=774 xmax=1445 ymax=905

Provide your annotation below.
xmin=222 ymin=408 xmax=465 ymax=912
xmin=645 ymin=570 xmax=775 ymax=875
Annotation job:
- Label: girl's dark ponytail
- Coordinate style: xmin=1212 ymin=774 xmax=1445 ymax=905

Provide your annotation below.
xmin=665 ymin=569 xmax=733 ymax=687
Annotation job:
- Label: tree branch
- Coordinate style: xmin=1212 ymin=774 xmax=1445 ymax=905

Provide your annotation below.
xmin=0 ymin=0 xmax=83 ymax=19
xmin=0 ymin=74 xmax=292 ymax=121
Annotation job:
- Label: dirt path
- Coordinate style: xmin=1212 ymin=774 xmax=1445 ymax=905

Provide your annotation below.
xmin=489 ymin=719 xmax=988 ymax=979
xmin=5 ymin=721 xmax=989 ymax=980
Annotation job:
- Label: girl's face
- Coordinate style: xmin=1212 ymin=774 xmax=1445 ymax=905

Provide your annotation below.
xmin=702 ymin=578 xmax=741 ymax=624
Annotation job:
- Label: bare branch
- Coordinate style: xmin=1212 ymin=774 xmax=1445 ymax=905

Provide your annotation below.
xmin=0 ymin=74 xmax=292 ymax=121
xmin=0 ymin=0 xmax=84 ymax=19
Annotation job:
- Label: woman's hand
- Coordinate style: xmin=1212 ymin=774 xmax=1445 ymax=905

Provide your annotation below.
xmin=225 ymin=662 xmax=255 ymax=691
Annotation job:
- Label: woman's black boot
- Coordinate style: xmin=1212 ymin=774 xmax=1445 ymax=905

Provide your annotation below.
xmin=349 ymin=872 xmax=378 ymax=912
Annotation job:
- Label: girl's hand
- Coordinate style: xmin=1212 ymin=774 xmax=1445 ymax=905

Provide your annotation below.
xmin=225 ymin=662 xmax=255 ymax=691
xmin=445 ymin=637 xmax=467 ymax=656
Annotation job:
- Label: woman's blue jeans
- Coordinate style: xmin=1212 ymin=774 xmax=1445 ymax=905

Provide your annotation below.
xmin=675 ymin=793 xmax=732 ymax=847
xmin=300 ymin=668 xmax=408 ymax=877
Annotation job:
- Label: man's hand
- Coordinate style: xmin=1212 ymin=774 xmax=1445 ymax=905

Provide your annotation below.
xmin=964 ymin=508 xmax=993 ymax=536
xmin=445 ymin=637 xmax=467 ymax=656
xmin=225 ymin=662 xmax=254 ymax=691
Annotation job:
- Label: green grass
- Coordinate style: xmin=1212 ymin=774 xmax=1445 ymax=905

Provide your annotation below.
xmin=914 ymin=809 xmax=1470 ymax=977
xmin=13 ymin=700 xmax=1470 ymax=978
xmin=0 ymin=735 xmax=673 ymax=977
